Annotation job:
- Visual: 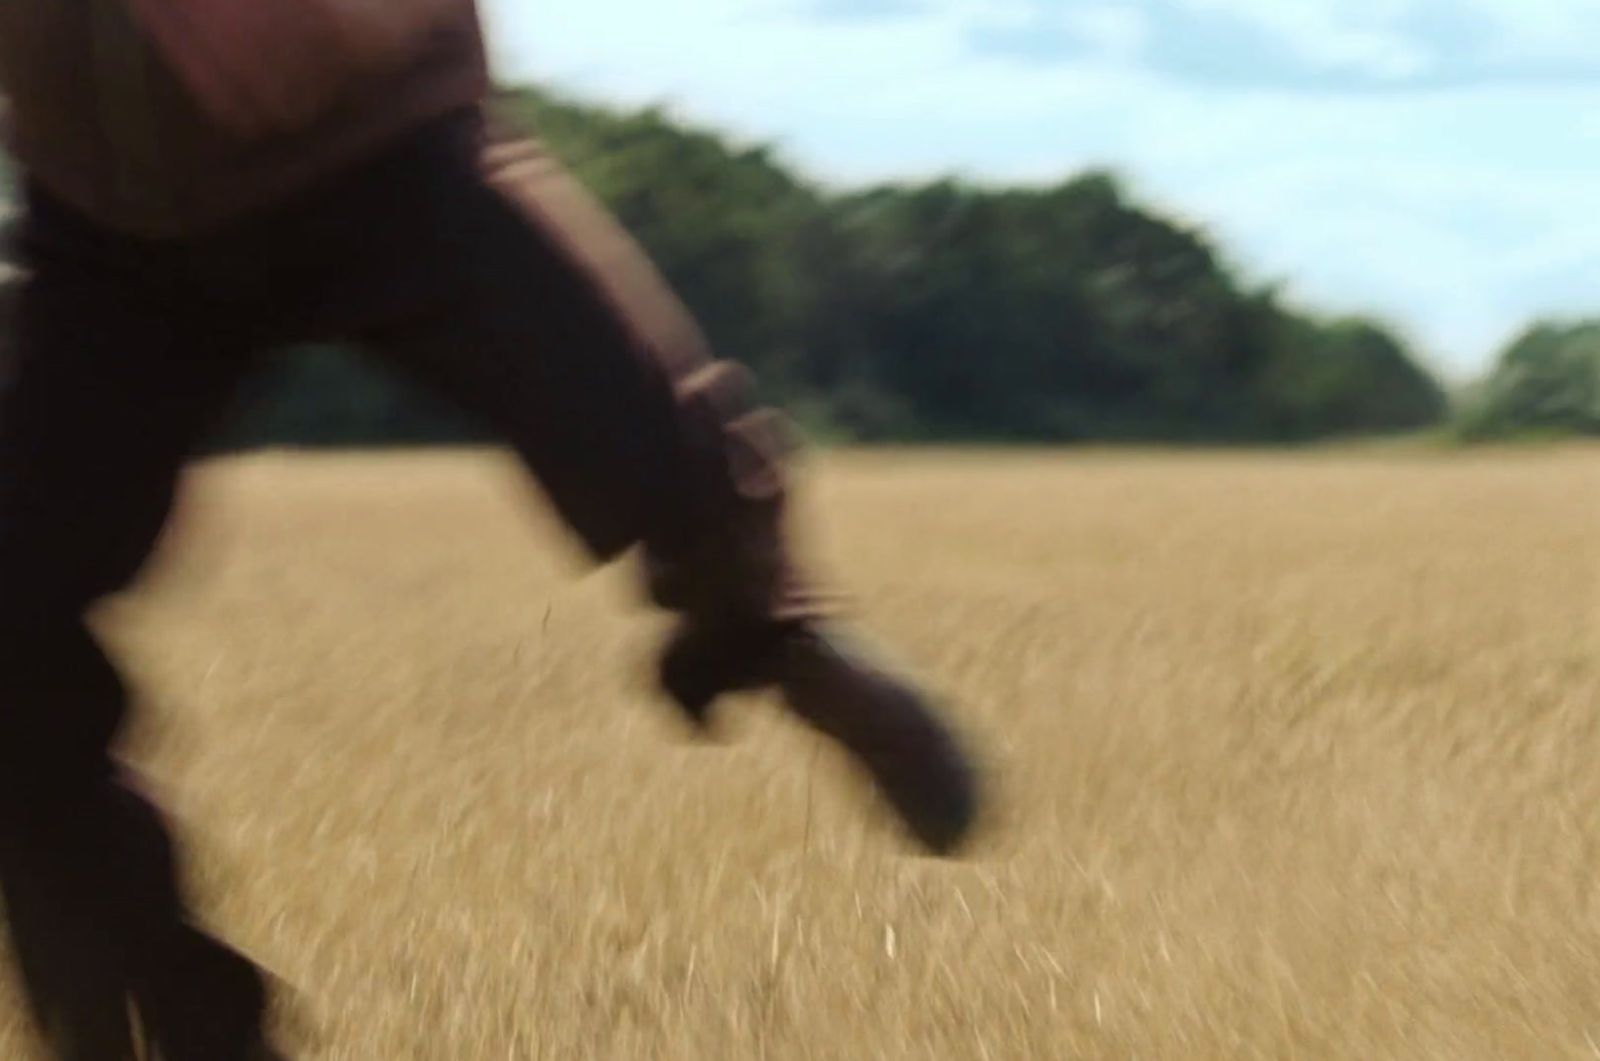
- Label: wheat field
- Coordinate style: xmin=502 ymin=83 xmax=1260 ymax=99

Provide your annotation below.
xmin=0 ymin=446 xmax=1596 ymax=1059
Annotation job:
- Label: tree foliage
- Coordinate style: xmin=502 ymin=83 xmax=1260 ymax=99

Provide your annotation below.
xmin=201 ymin=86 xmax=1451 ymax=447
xmin=1454 ymin=321 xmax=1600 ymax=441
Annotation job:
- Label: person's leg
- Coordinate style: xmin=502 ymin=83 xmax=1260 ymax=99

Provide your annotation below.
xmin=309 ymin=116 xmax=979 ymax=853
xmin=0 ymin=193 xmax=278 ymax=1060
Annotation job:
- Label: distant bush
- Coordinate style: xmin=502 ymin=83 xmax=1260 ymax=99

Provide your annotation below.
xmin=1453 ymin=322 xmax=1600 ymax=442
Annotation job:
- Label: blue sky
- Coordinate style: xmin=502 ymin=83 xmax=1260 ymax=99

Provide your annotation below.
xmin=481 ymin=0 xmax=1599 ymax=378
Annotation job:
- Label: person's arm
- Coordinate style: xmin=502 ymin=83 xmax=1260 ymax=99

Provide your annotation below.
xmin=123 ymin=0 xmax=457 ymax=138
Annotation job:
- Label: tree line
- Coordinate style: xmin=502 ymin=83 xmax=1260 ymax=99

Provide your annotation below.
xmin=8 ymin=84 xmax=1588 ymax=447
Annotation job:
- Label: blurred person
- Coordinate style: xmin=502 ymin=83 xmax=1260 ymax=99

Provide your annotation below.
xmin=0 ymin=1 xmax=980 ymax=1058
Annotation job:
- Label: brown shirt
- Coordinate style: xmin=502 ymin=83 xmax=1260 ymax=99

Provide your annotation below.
xmin=0 ymin=0 xmax=489 ymax=238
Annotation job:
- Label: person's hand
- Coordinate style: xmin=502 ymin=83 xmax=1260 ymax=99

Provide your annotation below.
xmin=125 ymin=0 xmax=451 ymax=138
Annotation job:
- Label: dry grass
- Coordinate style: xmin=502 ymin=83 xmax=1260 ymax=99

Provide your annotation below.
xmin=2 ymin=446 xmax=1598 ymax=1059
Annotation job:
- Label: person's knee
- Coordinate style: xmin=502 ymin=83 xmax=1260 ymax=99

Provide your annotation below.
xmin=672 ymin=360 xmax=800 ymax=505
xmin=0 ymin=615 xmax=125 ymax=814
xmin=0 ymin=509 xmax=163 ymax=615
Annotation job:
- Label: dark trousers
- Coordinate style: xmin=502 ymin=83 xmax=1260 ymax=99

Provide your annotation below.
xmin=0 ymin=108 xmax=810 ymax=1057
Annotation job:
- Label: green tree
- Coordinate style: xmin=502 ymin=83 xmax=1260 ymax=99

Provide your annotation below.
xmin=155 ymin=83 xmax=1450 ymax=450
xmin=1256 ymin=316 xmax=1448 ymax=440
xmin=1456 ymin=321 xmax=1600 ymax=440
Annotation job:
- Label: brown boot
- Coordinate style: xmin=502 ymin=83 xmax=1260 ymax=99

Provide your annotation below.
xmin=660 ymin=620 xmax=980 ymax=855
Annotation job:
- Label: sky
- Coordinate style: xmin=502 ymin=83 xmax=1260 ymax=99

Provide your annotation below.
xmin=480 ymin=0 xmax=1600 ymax=378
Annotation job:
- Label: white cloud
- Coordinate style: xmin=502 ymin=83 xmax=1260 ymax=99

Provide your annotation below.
xmin=1061 ymin=3 xmax=1151 ymax=61
xmin=1486 ymin=0 xmax=1600 ymax=57
xmin=1183 ymin=0 xmax=1429 ymax=75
